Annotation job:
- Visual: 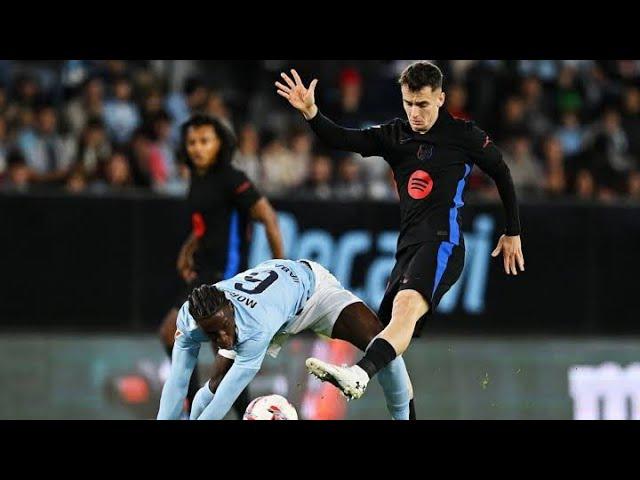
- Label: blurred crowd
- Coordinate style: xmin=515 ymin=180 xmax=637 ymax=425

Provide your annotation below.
xmin=1 ymin=59 xmax=639 ymax=203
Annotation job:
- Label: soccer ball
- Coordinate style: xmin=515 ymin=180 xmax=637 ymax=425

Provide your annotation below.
xmin=243 ymin=394 xmax=299 ymax=420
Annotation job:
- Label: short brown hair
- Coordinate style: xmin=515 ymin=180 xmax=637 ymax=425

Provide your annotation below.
xmin=398 ymin=61 xmax=443 ymax=92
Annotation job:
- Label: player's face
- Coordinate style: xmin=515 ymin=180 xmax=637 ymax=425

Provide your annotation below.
xmin=186 ymin=125 xmax=222 ymax=170
xmin=401 ymin=85 xmax=445 ymax=133
xmin=198 ymin=306 xmax=236 ymax=349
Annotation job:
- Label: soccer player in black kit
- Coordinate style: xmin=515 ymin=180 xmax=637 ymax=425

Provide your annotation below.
xmin=276 ymin=62 xmax=525 ymax=415
xmin=158 ymin=114 xmax=284 ymax=418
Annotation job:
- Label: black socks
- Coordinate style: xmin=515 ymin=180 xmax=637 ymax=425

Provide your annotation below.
xmin=356 ymin=338 xmax=397 ymax=379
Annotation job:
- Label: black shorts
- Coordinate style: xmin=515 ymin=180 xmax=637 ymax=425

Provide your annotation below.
xmin=173 ymin=269 xmax=224 ymax=310
xmin=377 ymin=240 xmax=465 ymax=337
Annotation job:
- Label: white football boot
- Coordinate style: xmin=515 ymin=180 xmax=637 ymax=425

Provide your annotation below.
xmin=305 ymin=358 xmax=369 ymax=400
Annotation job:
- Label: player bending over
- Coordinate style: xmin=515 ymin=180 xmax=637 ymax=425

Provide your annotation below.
xmin=157 ymin=259 xmax=415 ymax=420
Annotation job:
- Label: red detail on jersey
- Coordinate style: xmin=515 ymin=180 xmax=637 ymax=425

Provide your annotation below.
xmin=235 ymin=181 xmax=251 ymax=194
xmin=191 ymin=212 xmax=206 ymax=238
xmin=407 ymin=170 xmax=433 ymax=200
xmin=483 ymin=135 xmax=491 ymax=148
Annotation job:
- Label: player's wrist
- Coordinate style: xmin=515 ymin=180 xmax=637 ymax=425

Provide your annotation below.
xmin=302 ymin=105 xmax=318 ymax=121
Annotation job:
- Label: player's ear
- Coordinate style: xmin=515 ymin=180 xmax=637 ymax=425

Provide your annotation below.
xmin=438 ymin=90 xmax=445 ymax=108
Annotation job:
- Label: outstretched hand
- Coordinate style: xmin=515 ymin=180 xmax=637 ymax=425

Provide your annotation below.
xmin=275 ymin=69 xmax=318 ymax=119
xmin=491 ymin=234 xmax=525 ymax=275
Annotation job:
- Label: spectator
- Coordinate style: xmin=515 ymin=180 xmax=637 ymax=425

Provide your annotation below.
xmin=575 ymin=169 xmax=596 ymax=200
xmin=496 ymin=95 xmax=529 ymax=142
xmin=368 ymin=165 xmax=398 ymax=201
xmin=141 ymin=87 xmax=165 ymax=125
xmin=301 ymin=153 xmax=333 ymax=200
xmin=502 ymin=134 xmax=545 ymax=196
xmin=555 ymin=111 xmax=584 ymax=158
xmin=326 ymin=67 xmax=366 ymax=128
xmin=2 ymin=149 xmax=31 ymax=192
xmin=584 ymin=107 xmax=635 ymax=194
xmin=75 ymin=117 xmax=111 ymax=180
xmin=166 ymin=76 xmax=209 ymax=141
xmin=90 ymin=151 xmax=134 ymax=193
xmin=628 ymin=171 xmax=640 ymax=201
xmin=334 ymin=154 xmax=366 ymax=200
xmin=103 ymin=75 xmax=141 ymax=145
xmin=446 ymin=83 xmax=471 ymax=120
xmin=555 ymin=65 xmax=584 ymax=117
xmin=621 ymin=86 xmax=640 ymax=159
xmin=260 ymin=130 xmax=300 ymax=195
xmin=520 ymin=75 xmax=553 ymax=139
xmin=64 ymin=76 xmax=105 ymax=136
xmin=232 ymin=123 xmax=262 ymax=185
xmin=129 ymin=127 xmax=163 ymax=188
xmin=0 ymin=116 xmax=7 ymax=177
xmin=542 ymin=136 xmax=567 ymax=196
xmin=288 ymin=128 xmax=313 ymax=187
xmin=151 ymin=111 xmax=188 ymax=195
xmin=11 ymin=73 xmax=41 ymax=110
xmin=205 ymin=90 xmax=232 ymax=128
xmin=65 ymin=164 xmax=88 ymax=193
xmin=17 ymin=103 xmax=76 ymax=184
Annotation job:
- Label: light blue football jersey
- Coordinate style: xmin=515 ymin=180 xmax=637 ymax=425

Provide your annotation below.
xmin=176 ymin=259 xmax=316 ymax=369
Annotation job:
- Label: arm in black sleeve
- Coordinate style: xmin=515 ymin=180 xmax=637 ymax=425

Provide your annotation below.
xmin=307 ymin=110 xmax=386 ymax=157
xmin=227 ymin=167 xmax=261 ymax=213
xmin=471 ymin=142 xmax=521 ymax=236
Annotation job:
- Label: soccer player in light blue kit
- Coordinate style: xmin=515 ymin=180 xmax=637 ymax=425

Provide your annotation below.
xmin=157 ymin=259 xmax=416 ymax=420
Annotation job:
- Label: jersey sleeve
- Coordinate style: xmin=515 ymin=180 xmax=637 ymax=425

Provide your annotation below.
xmin=307 ymin=110 xmax=397 ymax=158
xmin=465 ymin=124 xmax=521 ymax=236
xmin=226 ymin=167 xmax=262 ymax=213
xmin=157 ymin=329 xmax=201 ymax=420
xmin=195 ymin=333 xmax=270 ymax=420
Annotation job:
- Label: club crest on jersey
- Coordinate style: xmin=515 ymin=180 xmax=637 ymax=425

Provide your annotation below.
xmin=417 ymin=143 xmax=434 ymax=161
xmin=408 ymin=170 xmax=433 ymax=200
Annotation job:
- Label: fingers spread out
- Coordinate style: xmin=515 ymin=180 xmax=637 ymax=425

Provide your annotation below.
xmin=280 ymin=72 xmax=295 ymax=89
xmin=276 ymin=89 xmax=290 ymax=99
xmin=290 ymin=69 xmax=303 ymax=86
xmin=309 ymin=78 xmax=318 ymax=94
xmin=275 ymin=81 xmax=291 ymax=93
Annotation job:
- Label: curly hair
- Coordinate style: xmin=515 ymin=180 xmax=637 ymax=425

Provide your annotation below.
xmin=188 ymin=284 xmax=230 ymax=321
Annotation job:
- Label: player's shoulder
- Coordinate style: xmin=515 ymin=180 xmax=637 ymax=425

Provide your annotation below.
xmin=175 ymin=301 xmax=205 ymax=344
xmin=367 ymin=117 xmax=408 ymax=146
xmin=449 ymin=116 xmax=492 ymax=152
xmin=221 ymin=163 xmax=255 ymax=189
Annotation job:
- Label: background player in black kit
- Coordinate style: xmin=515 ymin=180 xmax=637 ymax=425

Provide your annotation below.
xmin=158 ymin=114 xmax=284 ymax=417
xmin=276 ymin=62 xmax=525 ymax=410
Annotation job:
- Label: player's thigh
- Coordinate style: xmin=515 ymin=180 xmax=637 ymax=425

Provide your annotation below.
xmin=399 ymin=241 xmax=465 ymax=337
xmin=331 ymin=302 xmax=385 ymax=352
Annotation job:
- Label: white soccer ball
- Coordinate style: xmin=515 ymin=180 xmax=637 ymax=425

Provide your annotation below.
xmin=243 ymin=394 xmax=299 ymax=420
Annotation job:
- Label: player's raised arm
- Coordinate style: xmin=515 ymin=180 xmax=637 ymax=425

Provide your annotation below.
xmin=275 ymin=69 xmax=386 ymax=157
xmin=157 ymin=332 xmax=201 ymax=419
xmin=470 ymin=135 xmax=525 ymax=276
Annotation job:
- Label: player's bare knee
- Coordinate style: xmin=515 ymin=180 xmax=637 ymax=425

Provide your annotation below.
xmin=393 ymin=289 xmax=429 ymax=320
